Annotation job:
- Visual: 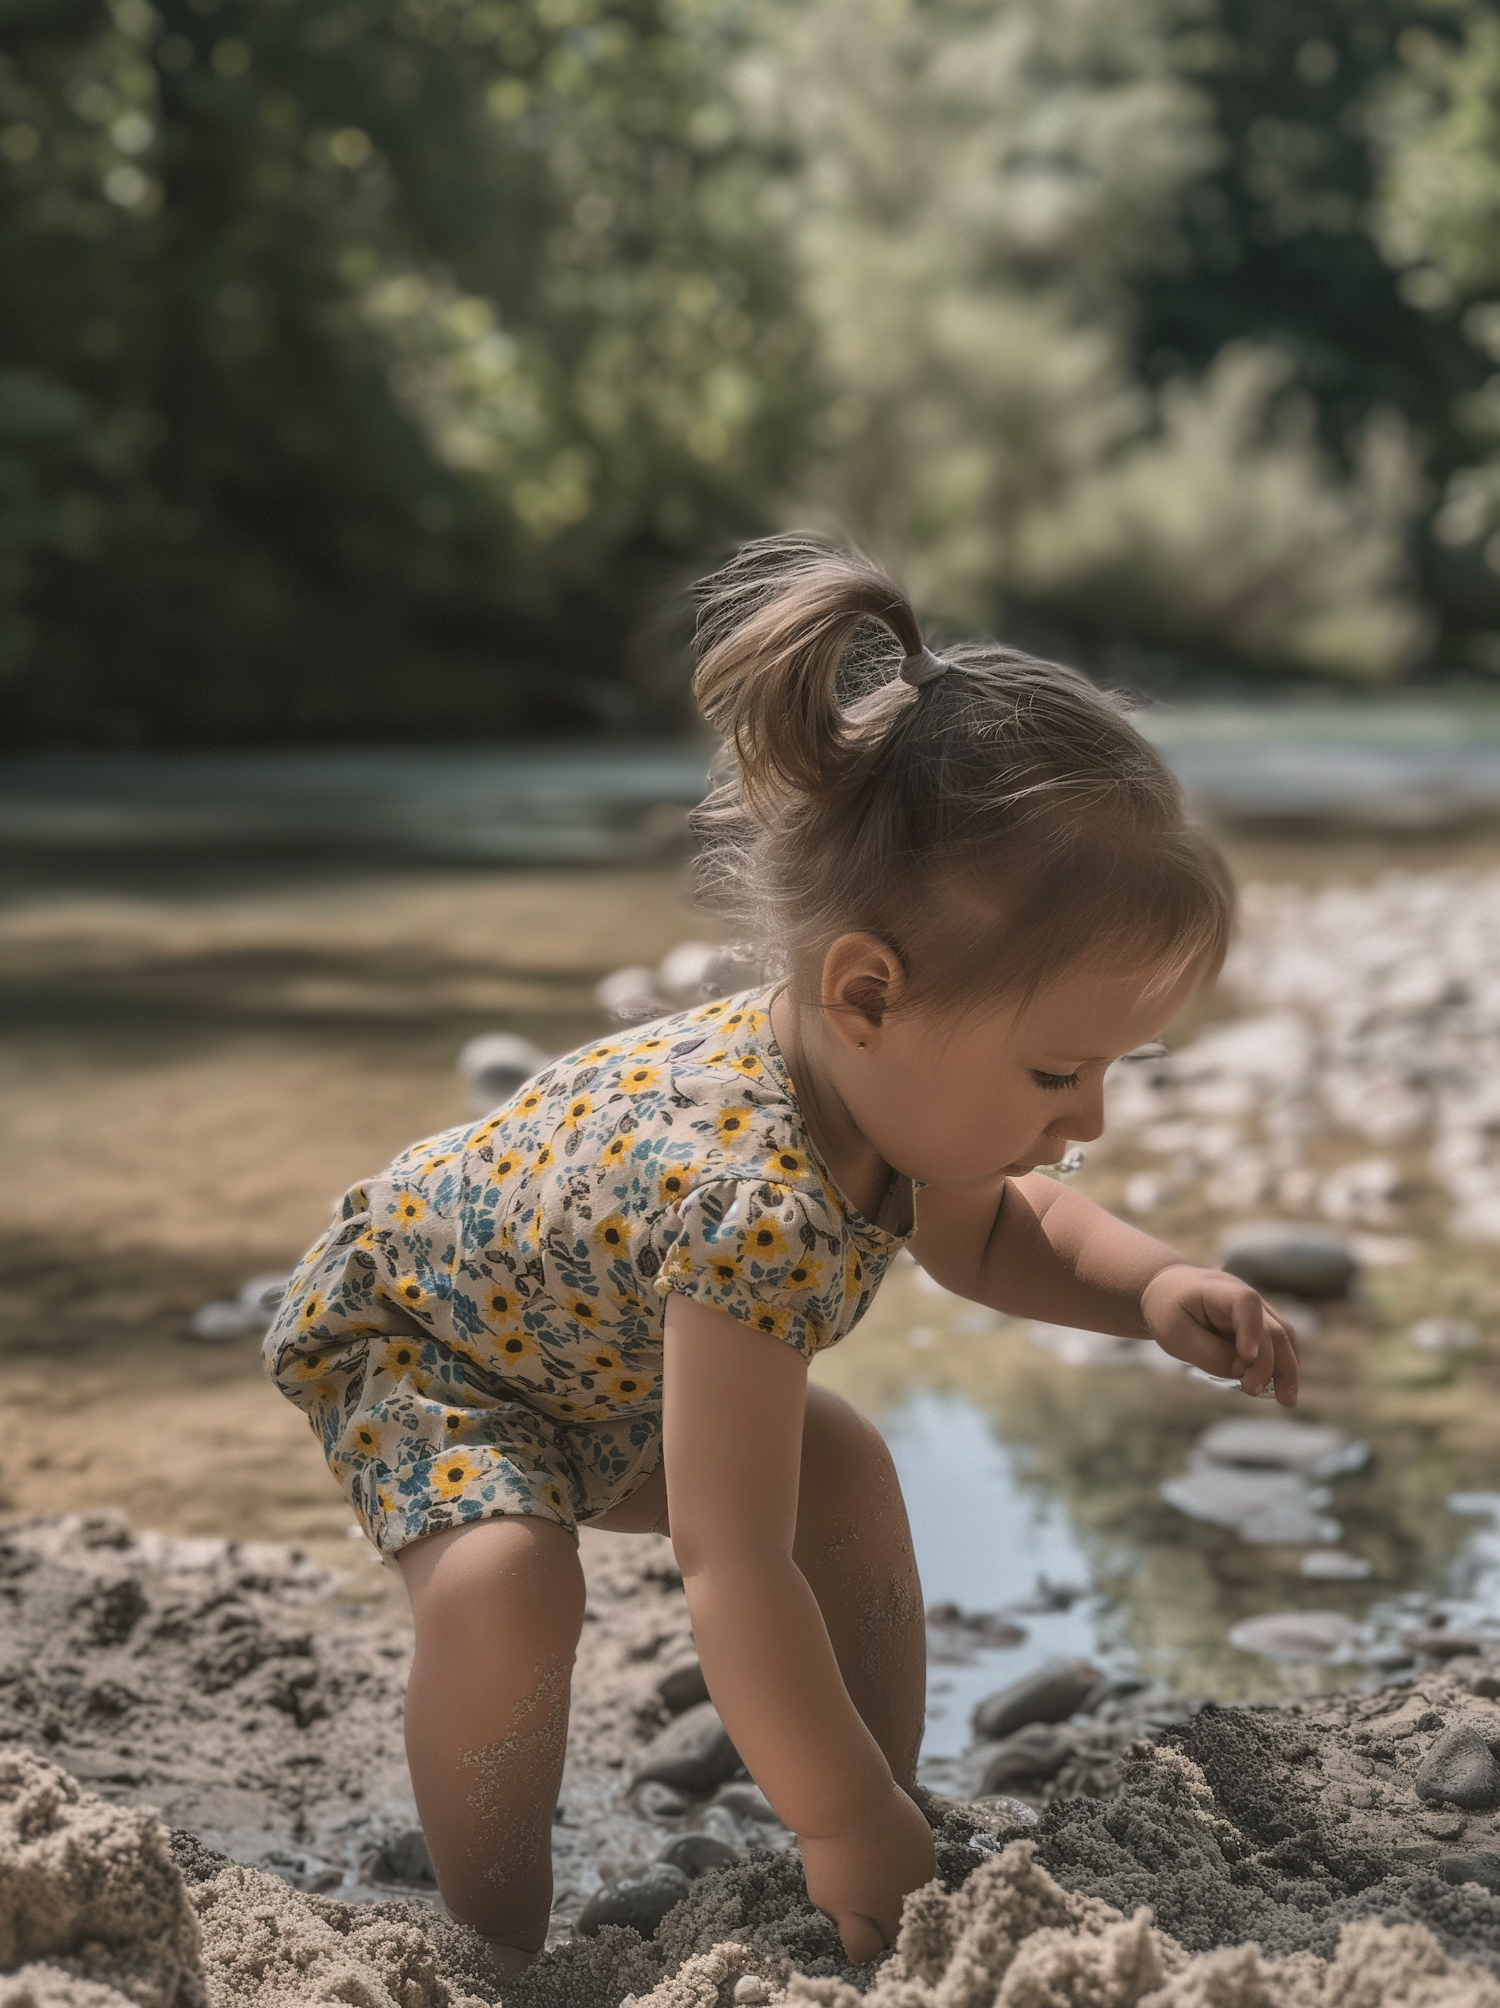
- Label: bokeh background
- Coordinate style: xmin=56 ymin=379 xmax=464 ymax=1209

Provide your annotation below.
xmin=10 ymin=0 xmax=1500 ymax=1740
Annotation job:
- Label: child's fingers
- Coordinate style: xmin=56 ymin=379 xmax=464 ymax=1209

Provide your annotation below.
xmin=1267 ymin=1316 xmax=1300 ymax=1408
xmin=1229 ymin=1287 xmax=1266 ymax=1365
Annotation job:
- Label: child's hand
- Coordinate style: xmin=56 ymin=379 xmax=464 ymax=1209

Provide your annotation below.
xmin=1140 ymin=1263 xmax=1299 ymax=1408
xmin=799 ymin=1783 xmax=936 ymax=1961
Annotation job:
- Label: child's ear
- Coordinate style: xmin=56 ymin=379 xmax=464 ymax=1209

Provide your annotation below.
xmin=821 ymin=933 xmax=906 ymax=1038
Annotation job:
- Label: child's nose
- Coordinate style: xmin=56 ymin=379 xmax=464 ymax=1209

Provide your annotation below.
xmin=1058 ymin=1086 xmax=1106 ymax=1145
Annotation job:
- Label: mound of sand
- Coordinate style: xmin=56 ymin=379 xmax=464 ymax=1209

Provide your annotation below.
xmin=9 ymin=1512 xmax=1500 ymax=2007
xmin=9 ymin=1746 xmax=1500 ymax=2008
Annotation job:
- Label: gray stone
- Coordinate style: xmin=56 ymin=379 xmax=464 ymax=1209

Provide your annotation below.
xmin=1218 ymin=1222 xmax=1356 ymax=1300
xmin=1196 ymin=1417 xmax=1367 ymax=1478
xmin=657 ymin=1832 xmax=741 ymax=1879
xmin=631 ymin=1700 xmax=740 ymax=1795
xmin=655 ymin=1658 xmax=709 ymax=1717
xmin=189 ymin=1299 xmax=257 ymax=1343
xmin=1226 ymin=1610 xmax=1362 ymax=1662
xmin=971 ymin=1658 xmax=1105 ymax=1742
xmin=976 ymin=1723 xmax=1074 ymax=1795
xmin=1161 ymin=1461 xmax=1340 ymax=1545
xmin=711 ymin=1781 xmax=780 ymax=1824
xmin=633 ymin=1780 xmax=689 ymax=1821
xmin=364 ymin=1826 xmax=435 ymax=1886
xmin=1439 ymin=1850 xmax=1500 ymax=1893
xmin=1298 ymin=1550 xmax=1373 ymax=1581
xmin=576 ymin=1862 xmax=692 ymax=1939
xmin=1417 ymin=1725 xmax=1500 ymax=1809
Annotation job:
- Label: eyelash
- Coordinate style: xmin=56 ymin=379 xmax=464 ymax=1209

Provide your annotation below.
xmin=1031 ymin=1070 xmax=1081 ymax=1093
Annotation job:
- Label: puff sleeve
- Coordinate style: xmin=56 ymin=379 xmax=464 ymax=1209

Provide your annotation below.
xmin=650 ymin=1177 xmax=855 ymax=1360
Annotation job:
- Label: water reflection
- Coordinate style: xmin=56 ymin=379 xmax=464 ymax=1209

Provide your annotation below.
xmin=814 ymin=1259 xmax=1500 ymax=1739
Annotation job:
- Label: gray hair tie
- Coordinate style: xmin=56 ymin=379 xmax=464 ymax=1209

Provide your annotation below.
xmin=900 ymin=645 xmax=951 ymax=688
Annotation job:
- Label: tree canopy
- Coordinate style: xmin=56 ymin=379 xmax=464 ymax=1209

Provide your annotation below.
xmin=4 ymin=0 xmax=1500 ymax=741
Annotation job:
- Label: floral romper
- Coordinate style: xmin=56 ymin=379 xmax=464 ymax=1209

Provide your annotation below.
xmin=265 ymin=990 xmax=910 ymax=1554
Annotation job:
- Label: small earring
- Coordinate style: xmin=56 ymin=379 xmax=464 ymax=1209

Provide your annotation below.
xmin=856 ymin=1040 xmax=866 ymax=1049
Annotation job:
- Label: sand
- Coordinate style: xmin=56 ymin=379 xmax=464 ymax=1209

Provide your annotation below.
xmin=10 ymin=1515 xmax=1500 ymax=2008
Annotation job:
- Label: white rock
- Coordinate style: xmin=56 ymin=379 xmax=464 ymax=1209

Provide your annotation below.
xmin=1195 ymin=1417 xmax=1367 ymax=1478
xmin=1411 ymin=1317 xmax=1479 ymax=1354
xmin=655 ymin=940 xmax=724 ymax=1003
xmin=595 ymin=966 xmax=664 ymax=1021
xmin=1299 ymin=1550 xmax=1373 ymax=1581
xmin=1160 ymin=1459 xmax=1340 ymax=1544
xmin=1228 ymin=1609 xmax=1362 ymax=1661
xmin=457 ymin=1031 xmax=551 ymax=1114
xmin=237 ymin=1273 xmax=289 ymax=1324
xmin=190 ymin=1299 xmax=258 ymax=1342
xmin=1123 ymin=1171 xmax=1172 ymax=1214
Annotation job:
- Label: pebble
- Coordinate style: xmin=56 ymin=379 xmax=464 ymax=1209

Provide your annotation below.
xmin=631 ymin=1701 xmax=741 ymax=1795
xmin=657 ymin=1832 xmax=741 ymax=1878
xmin=926 ymin=1604 xmax=1027 ymax=1648
xmin=189 ymin=1300 xmax=258 ymax=1343
xmin=972 ymin=1658 xmax=1105 ymax=1742
xmin=710 ymin=1781 xmax=780 ymax=1824
xmin=1411 ymin=1318 xmax=1479 ymax=1355
xmin=1298 ymin=1550 xmax=1374 ymax=1582
xmin=1416 ymin=1725 xmax=1500 ymax=1809
xmin=1421 ymin=1811 xmax=1468 ymax=1840
xmin=976 ymin=1723 xmax=1074 ymax=1795
xmin=237 ymin=1274 xmax=289 ymax=1324
xmin=1217 ymin=1222 xmax=1357 ymax=1300
xmin=1439 ymin=1850 xmax=1500 ymax=1893
xmin=1195 ymin=1417 xmax=1368 ymax=1479
xmin=363 ymin=1826 xmax=435 ymax=1886
xmin=1026 ymin=1322 xmax=1139 ymax=1368
xmin=655 ymin=1658 xmax=709 ymax=1717
xmin=1160 ymin=1461 xmax=1340 ymax=1546
xmin=1226 ymin=1610 xmax=1362 ymax=1662
xmin=1405 ymin=1629 xmax=1490 ymax=1660
xmin=577 ymin=1862 xmax=692 ymax=1938
xmin=596 ymin=966 xmax=663 ymax=1021
xmin=966 ymin=1793 xmax=1041 ymax=1830
xmin=732 ymin=1982 xmax=770 ymax=2005
xmin=456 ymin=1032 xmax=550 ymax=1115
xmin=633 ymin=1781 xmax=689 ymax=1821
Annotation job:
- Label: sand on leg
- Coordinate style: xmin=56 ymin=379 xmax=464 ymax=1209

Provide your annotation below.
xmin=395 ymin=1514 xmax=585 ymax=1972
xmin=792 ymin=1383 xmax=926 ymax=1790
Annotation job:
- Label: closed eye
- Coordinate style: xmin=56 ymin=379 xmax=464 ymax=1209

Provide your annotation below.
xmin=1031 ymin=1069 xmax=1080 ymax=1092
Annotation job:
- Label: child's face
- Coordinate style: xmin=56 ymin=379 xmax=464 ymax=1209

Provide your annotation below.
xmin=835 ymin=954 xmax=1201 ymax=1188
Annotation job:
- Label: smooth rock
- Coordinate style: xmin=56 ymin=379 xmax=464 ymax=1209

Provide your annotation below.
xmin=1440 ymin=1850 xmax=1500 ymax=1893
xmin=711 ymin=1781 xmax=780 ymax=1824
xmin=1196 ymin=1417 xmax=1368 ymax=1478
xmin=658 ymin=1832 xmax=741 ymax=1879
xmin=1472 ymin=1673 xmax=1500 ymax=1699
xmin=237 ymin=1273 xmax=289 ymax=1323
xmin=189 ymin=1299 xmax=257 ymax=1342
xmin=596 ymin=966 xmax=664 ymax=1021
xmin=1160 ymin=1461 xmax=1339 ymax=1545
xmin=972 ymin=1658 xmax=1105 ymax=1742
xmin=632 ymin=1701 xmax=740 ymax=1795
xmin=1299 ymin=1550 xmax=1374 ymax=1582
xmin=655 ymin=1658 xmax=709 ymax=1716
xmin=576 ymin=1863 xmax=692 ymax=1939
xmin=1417 ymin=1725 xmax=1500 ymax=1809
xmin=364 ymin=1826 xmax=435 ymax=1886
xmin=1411 ymin=1318 xmax=1479 ymax=1355
xmin=976 ymin=1723 xmax=1074 ymax=1795
xmin=456 ymin=1031 xmax=550 ymax=1114
xmin=733 ymin=1981 xmax=772 ymax=2006
xmin=1226 ymin=1610 xmax=1362 ymax=1662
xmin=1218 ymin=1222 xmax=1356 ymax=1300
xmin=633 ymin=1780 xmax=689 ymax=1821
xmin=1405 ymin=1629 xmax=1490 ymax=1660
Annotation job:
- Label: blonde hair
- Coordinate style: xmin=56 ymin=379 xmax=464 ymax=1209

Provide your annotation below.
xmin=690 ymin=533 xmax=1231 ymax=1013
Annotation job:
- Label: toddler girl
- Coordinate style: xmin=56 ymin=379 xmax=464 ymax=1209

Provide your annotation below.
xmin=266 ymin=535 xmax=1296 ymax=1973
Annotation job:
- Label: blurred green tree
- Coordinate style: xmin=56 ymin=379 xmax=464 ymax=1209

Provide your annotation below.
xmin=756 ymin=0 xmax=1427 ymax=680
xmin=0 ymin=0 xmax=809 ymax=741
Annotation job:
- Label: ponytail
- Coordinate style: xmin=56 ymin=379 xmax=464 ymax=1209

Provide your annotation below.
xmin=688 ymin=532 xmax=1232 ymax=1011
xmin=692 ymin=536 xmax=922 ymax=812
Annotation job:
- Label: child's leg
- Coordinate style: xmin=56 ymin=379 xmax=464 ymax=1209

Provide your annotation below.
xmin=792 ymin=1384 xmax=927 ymax=1789
xmin=395 ymin=1515 xmax=585 ymax=1970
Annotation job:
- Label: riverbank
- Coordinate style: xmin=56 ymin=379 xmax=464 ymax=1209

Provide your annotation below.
xmin=11 ymin=1510 xmax=1500 ymax=2008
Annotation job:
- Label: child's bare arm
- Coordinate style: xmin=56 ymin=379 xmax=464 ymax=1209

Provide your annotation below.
xmin=912 ymin=1174 xmax=1299 ymax=1405
xmin=663 ymin=1296 xmax=934 ymax=1956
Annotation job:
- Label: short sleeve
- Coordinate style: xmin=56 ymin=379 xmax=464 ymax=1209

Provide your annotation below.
xmin=651 ymin=1177 xmax=849 ymax=1360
